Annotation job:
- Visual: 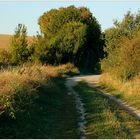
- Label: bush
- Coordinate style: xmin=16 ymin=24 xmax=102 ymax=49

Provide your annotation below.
xmin=102 ymin=34 xmax=140 ymax=81
xmin=0 ymin=50 xmax=12 ymax=66
xmin=102 ymin=10 xmax=140 ymax=81
xmin=118 ymin=35 xmax=140 ymax=80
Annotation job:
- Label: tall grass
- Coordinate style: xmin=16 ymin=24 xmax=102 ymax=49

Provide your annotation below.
xmin=0 ymin=63 xmax=79 ymax=118
xmin=100 ymin=73 xmax=140 ymax=108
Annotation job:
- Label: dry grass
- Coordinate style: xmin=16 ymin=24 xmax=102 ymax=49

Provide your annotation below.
xmin=0 ymin=64 xmax=79 ymax=138
xmin=0 ymin=63 xmax=79 ymax=96
xmin=0 ymin=63 xmax=79 ymax=118
xmin=100 ymin=73 xmax=140 ymax=108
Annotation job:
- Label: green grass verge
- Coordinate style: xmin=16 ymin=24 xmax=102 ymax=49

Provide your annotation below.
xmin=0 ymin=78 xmax=79 ymax=139
xmin=74 ymin=81 xmax=140 ymax=139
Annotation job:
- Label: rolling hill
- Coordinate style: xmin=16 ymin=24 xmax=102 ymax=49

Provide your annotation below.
xmin=0 ymin=34 xmax=33 ymax=50
xmin=0 ymin=34 xmax=11 ymax=50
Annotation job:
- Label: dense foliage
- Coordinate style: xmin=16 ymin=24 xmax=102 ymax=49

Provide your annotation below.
xmin=101 ymin=11 xmax=140 ymax=81
xmin=38 ymin=6 xmax=104 ymax=70
xmin=4 ymin=6 xmax=104 ymax=71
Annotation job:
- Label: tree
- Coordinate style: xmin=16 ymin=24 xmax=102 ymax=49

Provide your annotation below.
xmin=10 ymin=24 xmax=29 ymax=64
xmin=104 ymin=10 xmax=140 ymax=56
xmin=101 ymin=10 xmax=140 ymax=80
xmin=30 ymin=33 xmax=50 ymax=64
xmin=38 ymin=6 xmax=104 ymax=70
xmin=53 ymin=22 xmax=87 ymax=65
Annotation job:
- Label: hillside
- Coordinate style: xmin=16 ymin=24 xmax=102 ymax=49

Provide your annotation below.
xmin=0 ymin=34 xmax=33 ymax=50
xmin=0 ymin=34 xmax=11 ymax=50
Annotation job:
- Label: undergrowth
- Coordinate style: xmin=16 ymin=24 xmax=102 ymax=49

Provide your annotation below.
xmin=0 ymin=78 xmax=79 ymax=138
xmin=0 ymin=63 xmax=79 ymax=119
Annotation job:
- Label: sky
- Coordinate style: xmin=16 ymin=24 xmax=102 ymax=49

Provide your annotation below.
xmin=0 ymin=1 xmax=140 ymax=36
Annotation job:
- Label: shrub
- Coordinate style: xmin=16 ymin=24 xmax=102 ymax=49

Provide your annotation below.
xmin=0 ymin=50 xmax=12 ymax=66
xmin=118 ymin=35 xmax=140 ymax=80
xmin=102 ymin=10 xmax=140 ymax=81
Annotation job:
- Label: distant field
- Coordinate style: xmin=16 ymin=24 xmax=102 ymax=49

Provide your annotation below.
xmin=0 ymin=34 xmax=11 ymax=50
xmin=0 ymin=34 xmax=33 ymax=50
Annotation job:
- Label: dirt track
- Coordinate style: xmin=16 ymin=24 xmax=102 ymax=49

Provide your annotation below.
xmin=66 ymin=74 xmax=140 ymax=122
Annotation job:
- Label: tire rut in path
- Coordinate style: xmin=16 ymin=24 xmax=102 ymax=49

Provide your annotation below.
xmin=65 ymin=78 xmax=87 ymax=139
xmin=66 ymin=75 xmax=140 ymax=139
xmin=70 ymin=74 xmax=140 ymax=121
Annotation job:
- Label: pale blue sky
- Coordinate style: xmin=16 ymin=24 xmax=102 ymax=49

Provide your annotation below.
xmin=0 ymin=1 xmax=140 ymax=35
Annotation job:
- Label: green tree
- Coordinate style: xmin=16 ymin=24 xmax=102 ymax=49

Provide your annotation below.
xmin=38 ymin=6 xmax=104 ymax=70
xmin=101 ymin=10 xmax=140 ymax=80
xmin=53 ymin=22 xmax=87 ymax=65
xmin=30 ymin=33 xmax=50 ymax=64
xmin=10 ymin=24 xmax=29 ymax=64
xmin=104 ymin=10 xmax=140 ymax=56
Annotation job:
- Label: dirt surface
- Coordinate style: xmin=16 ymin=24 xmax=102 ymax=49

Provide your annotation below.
xmin=66 ymin=77 xmax=87 ymax=139
xmin=67 ymin=74 xmax=140 ymax=122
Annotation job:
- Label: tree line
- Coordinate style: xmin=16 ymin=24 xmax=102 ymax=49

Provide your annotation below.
xmin=0 ymin=6 xmax=104 ymax=71
xmin=0 ymin=6 xmax=140 ymax=77
xmin=101 ymin=10 xmax=140 ymax=81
